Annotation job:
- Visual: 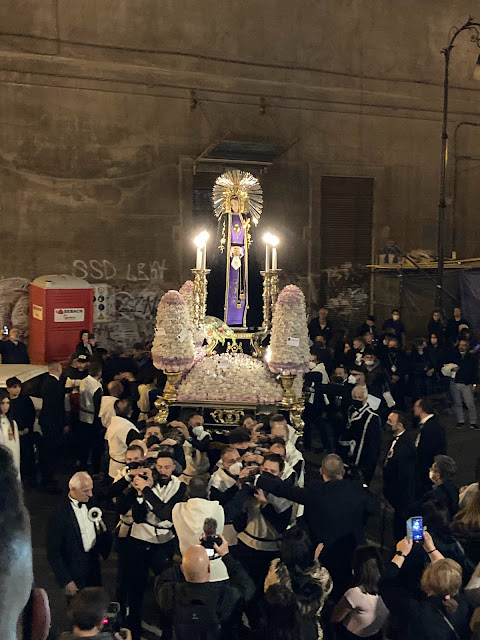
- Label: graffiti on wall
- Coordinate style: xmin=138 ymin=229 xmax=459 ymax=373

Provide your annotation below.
xmin=0 ymin=278 xmax=30 ymax=336
xmin=70 ymin=259 xmax=167 ymax=349
xmin=72 ymin=259 xmax=166 ymax=282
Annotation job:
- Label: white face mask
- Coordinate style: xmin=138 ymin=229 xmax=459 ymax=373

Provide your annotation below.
xmin=308 ymin=361 xmax=316 ymax=370
xmin=192 ymin=426 xmax=204 ymax=437
xmin=347 ymin=374 xmax=357 ymax=385
xmin=364 ymin=360 xmax=374 ymax=367
xmin=229 ymin=461 xmax=243 ymax=476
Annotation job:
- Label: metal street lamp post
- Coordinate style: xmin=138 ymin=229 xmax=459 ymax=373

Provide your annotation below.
xmin=436 ymin=17 xmax=480 ymax=310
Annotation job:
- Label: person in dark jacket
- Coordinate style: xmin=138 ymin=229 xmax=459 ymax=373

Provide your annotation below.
xmin=380 ymin=336 xmax=408 ymax=410
xmin=425 ymin=332 xmax=448 ymax=394
xmin=382 ymin=309 xmax=406 ymax=345
xmin=427 ymin=310 xmax=445 ymax=341
xmin=255 ymin=453 xmax=378 ymax=599
xmin=308 ymin=307 xmax=333 ymax=344
xmin=414 ymin=455 xmax=459 ymax=521
xmin=7 ymin=376 xmax=36 ymax=485
xmin=38 ymin=362 xmax=66 ymax=492
xmin=0 ymin=327 xmax=30 ymax=364
xmin=338 ymin=385 xmax=382 ymax=486
xmin=156 ymin=537 xmax=254 ymax=640
xmin=413 ymin=397 xmax=447 ymax=496
xmin=446 ymin=306 xmax=470 ymax=345
xmin=47 ymin=472 xmax=111 ymax=599
xmin=450 ymin=339 xmax=479 ymax=430
xmin=383 ymin=410 xmax=417 ymax=541
xmin=379 ymin=532 xmax=472 ymax=640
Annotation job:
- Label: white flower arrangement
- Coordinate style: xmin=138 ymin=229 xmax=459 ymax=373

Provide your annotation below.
xmin=177 ymin=353 xmax=283 ymax=404
xmin=151 ymin=289 xmax=194 ymax=372
xmin=268 ymin=284 xmax=310 ymax=375
xmin=179 ymin=280 xmax=205 ymax=347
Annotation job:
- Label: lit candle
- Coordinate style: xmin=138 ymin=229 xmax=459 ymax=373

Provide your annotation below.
xmin=196 ymin=247 xmax=202 ymax=270
xmin=202 ymin=242 xmax=207 ymax=270
xmin=194 ymin=231 xmax=209 ymax=270
xmin=265 ymin=245 xmax=270 ymax=272
xmin=272 ymin=246 xmax=277 ymax=270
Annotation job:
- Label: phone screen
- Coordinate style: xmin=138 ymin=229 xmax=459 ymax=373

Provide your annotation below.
xmin=407 ymin=516 xmax=423 ymax=542
xmin=206 ymin=548 xmax=215 ymax=558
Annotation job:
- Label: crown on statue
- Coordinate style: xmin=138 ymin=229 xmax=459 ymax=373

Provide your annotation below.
xmin=212 ymin=169 xmax=263 ymax=225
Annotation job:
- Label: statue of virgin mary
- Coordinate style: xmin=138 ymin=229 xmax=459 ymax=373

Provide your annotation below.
xmin=207 ymin=170 xmax=263 ymax=328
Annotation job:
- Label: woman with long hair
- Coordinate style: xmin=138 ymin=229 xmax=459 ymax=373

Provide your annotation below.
xmin=264 ymin=527 xmax=332 ymax=640
xmin=380 ymin=532 xmax=472 ymax=639
xmin=0 ymin=389 xmax=20 ymax=476
xmin=453 ymin=490 xmax=480 ymax=566
xmin=331 ymin=545 xmax=388 ymax=639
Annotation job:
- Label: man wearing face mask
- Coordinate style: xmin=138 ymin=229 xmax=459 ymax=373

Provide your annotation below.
xmin=325 ymin=365 xmax=356 ymax=441
xmin=338 ymin=385 xmax=382 ymax=486
xmin=173 ymin=412 xmax=212 ymax=484
xmin=236 ymin=454 xmax=294 ymax=603
xmin=380 ymin=337 xmax=408 ymax=410
xmin=303 ymin=347 xmax=330 ymax=451
xmin=119 ymin=451 xmax=187 ymax=640
xmin=382 ymin=309 xmax=406 ymax=345
xmin=383 ymin=410 xmax=416 ymax=541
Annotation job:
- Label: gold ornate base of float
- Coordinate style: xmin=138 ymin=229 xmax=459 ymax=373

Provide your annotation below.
xmin=163 ymin=371 xmax=183 ymax=402
xmin=279 ymin=374 xmax=297 ymax=407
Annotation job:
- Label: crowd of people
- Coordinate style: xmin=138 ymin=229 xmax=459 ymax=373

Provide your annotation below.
xmin=1 ymin=310 xmax=480 ymax=640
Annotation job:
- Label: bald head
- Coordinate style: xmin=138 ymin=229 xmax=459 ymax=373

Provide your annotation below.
xmin=107 ymin=380 xmax=123 ymax=398
xmin=320 ymin=453 xmax=345 ymax=482
xmin=181 ymin=545 xmax=211 ymax=583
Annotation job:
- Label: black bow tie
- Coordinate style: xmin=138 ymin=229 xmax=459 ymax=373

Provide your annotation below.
xmin=72 ymin=499 xmax=85 ymax=509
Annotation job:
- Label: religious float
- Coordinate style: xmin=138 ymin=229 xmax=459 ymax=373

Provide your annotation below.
xmin=152 ymin=170 xmax=309 ymax=432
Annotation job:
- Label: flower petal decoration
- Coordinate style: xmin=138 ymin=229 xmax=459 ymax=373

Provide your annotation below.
xmin=268 ymin=284 xmax=310 ymax=375
xmin=179 ymin=280 xmax=204 ymax=347
xmin=177 ymin=353 xmax=283 ymax=404
xmin=151 ymin=289 xmax=194 ymax=372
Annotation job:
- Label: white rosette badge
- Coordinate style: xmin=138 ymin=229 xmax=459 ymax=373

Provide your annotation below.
xmin=152 ymin=290 xmax=195 ymax=401
xmin=268 ymin=284 xmax=310 ymax=406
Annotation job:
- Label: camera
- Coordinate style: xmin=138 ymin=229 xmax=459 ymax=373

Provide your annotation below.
xmin=101 ymin=602 xmax=121 ymax=633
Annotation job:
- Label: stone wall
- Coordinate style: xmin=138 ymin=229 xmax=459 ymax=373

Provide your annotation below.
xmin=1 ymin=0 xmax=480 ymax=343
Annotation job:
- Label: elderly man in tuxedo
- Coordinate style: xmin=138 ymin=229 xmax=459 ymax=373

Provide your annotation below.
xmin=47 ymin=472 xmax=111 ymax=599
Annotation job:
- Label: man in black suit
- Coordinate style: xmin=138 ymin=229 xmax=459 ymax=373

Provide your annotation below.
xmin=383 ymin=410 xmax=416 ymax=541
xmin=38 ymin=361 xmax=66 ymax=492
xmin=255 ymin=453 xmax=378 ymax=598
xmin=413 ymin=397 xmax=447 ymax=497
xmin=47 ymin=471 xmax=111 ymax=599
xmin=7 ymin=376 xmax=37 ymax=484
xmin=0 ymin=327 xmax=30 ymax=363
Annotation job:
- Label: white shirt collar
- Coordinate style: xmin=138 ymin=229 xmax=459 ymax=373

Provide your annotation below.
xmin=419 ymin=414 xmax=434 ymax=425
xmin=49 ymin=373 xmax=60 ymax=381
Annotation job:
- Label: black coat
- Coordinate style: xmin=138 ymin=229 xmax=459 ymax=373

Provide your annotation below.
xmin=10 ymin=394 xmax=36 ymax=431
xmin=47 ymin=497 xmax=111 ymax=589
xmin=0 ymin=339 xmax=30 ymax=364
xmin=256 ymin=474 xmax=377 ymax=547
xmin=450 ymin=349 xmax=478 ymax=385
xmin=415 ymin=416 xmax=447 ymax=495
xmin=383 ymin=432 xmax=416 ymax=510
xmin=415 ymin=481 xmax=459 ymax=521
xmin=39 ymin=374 xmax=65 ymax=435
xmin=338 ymin=405 xmax=382 ymax=485
xmin=256 ymin=474 xmax=378 ymax=599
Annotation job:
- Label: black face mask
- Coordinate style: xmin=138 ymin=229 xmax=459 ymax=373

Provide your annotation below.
xmin=334 ymin=376 xmax=344 ymax=384
xmin=389 ymin=347 xmax=398 ymax=352
xmin=351 ymin=399 xmax=364 ymax=410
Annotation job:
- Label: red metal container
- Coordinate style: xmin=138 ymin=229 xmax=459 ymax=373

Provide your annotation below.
xmin=29 ymin=275 xmax=93 ymax=364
